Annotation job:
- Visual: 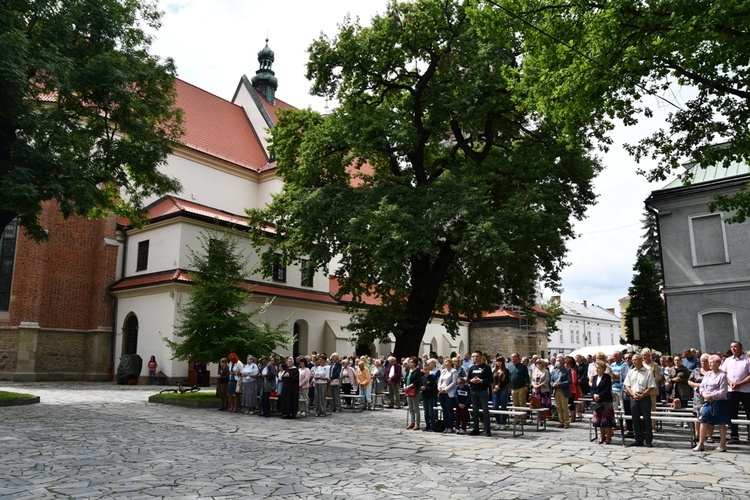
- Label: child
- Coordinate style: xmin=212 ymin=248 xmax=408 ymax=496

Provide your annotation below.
xmin=454 ymin=377 xmax=471 ymax=434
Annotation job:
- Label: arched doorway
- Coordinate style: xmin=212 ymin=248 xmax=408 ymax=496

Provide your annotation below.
xmin=123 ymin=314 xmax=139 ymax=355
xmin=293 ymin=320 xmax=309 ymax=359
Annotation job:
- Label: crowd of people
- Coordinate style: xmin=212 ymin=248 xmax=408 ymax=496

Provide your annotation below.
xmin=210 ymin=342 xmax=750 ymax=450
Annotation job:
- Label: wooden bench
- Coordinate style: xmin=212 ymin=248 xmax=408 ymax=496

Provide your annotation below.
xmin=341 ymin=394 xmax=363 ymax=412
xmin=507 ymin=406 xmax=548 ymax=431
xmin=487 ymin=409 xmax=527 ymax=436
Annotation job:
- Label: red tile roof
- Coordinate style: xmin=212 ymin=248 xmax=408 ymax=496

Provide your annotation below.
xmin=118 ymin=196 xmax=276 ymax=235
xmin=175 ymin=79 xmax=271 ymax=171
xmin=257 ymin=89 xmax=295 ymax=125
xmin=111 ymin=269 xmax=339 ymax=305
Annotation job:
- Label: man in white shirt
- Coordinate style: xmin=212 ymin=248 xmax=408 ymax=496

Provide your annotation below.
xmin=625 ymin=353 xmax=656 ymax=447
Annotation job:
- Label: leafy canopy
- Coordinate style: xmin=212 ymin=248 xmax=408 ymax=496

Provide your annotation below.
xmin=248 ymin=0 xmax=602 ymax=357
xmin=516 ymin=0 xmax=750 ymax=219
xmin=0 ymin=0 xmax=182 ymax=240
xmin=165 ymin=231 xmax=289 ymax=363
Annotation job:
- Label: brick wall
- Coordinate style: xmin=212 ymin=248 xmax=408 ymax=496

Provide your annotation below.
xmin=8 ymin=201 xmax=118 ymax=330
xmin=470 ymin=316 xmax=547 ymax=358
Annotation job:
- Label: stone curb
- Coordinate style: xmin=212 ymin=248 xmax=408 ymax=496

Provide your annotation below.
xmin=147 ymin=395 xmax=219 ymax=408
xmin=0 ymin=396 xmax=41 ymax=407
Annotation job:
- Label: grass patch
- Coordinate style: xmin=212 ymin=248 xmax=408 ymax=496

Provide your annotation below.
xmin=149 ymin=391 xmax=217 ymax=402
xmin=0 ymin=390 xmax=37 ymax=401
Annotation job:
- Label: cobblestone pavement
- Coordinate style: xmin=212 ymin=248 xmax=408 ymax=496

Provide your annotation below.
xmin=1 ymin=382 xmax=749 ymax=499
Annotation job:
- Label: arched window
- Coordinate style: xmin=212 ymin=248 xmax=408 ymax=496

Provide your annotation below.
xmin=124 ymin=315 xmax=139 ymax=355
xmin=0 ymin=219 xmax=18 ymax=312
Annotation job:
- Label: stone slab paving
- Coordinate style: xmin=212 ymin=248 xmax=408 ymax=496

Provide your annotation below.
xmin=1 ymin=381 xmax=749 ymax=499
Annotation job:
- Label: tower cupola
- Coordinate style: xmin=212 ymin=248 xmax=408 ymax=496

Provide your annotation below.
xmin=251 ymin=39 xmax=278 ymax=104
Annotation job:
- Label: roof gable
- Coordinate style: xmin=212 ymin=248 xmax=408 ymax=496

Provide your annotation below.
xmin=175 ymin=79 xmax=270 ymax=170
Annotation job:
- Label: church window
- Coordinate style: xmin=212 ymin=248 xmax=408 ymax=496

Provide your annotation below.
xmin=136 ymin=240 xmax=150 ymax=271
xmin=0 ymin=219 xmax=18 ymax=311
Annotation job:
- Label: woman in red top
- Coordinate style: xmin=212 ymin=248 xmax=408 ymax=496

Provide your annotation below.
xmin=147 ymin=355 xmax=158 ymax=385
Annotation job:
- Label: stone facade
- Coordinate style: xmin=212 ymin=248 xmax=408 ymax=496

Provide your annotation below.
xmin=0 ymin=323 xmax=111 ymax=381
xmin=470 ymin=316 xmax=547 ymax=358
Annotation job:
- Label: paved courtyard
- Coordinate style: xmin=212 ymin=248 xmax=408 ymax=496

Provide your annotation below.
xmin=1 ymin=382 xmax=749 ymax=499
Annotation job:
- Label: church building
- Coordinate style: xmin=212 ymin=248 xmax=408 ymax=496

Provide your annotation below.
xmin=0 ymin=43 xmax=469 ymax=382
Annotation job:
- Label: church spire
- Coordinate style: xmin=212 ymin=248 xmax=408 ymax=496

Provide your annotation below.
xmin=251 ymin=39 xmax=278 ymax=105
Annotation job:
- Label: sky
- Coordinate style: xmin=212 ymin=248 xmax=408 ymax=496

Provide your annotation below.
xmin=148 ymin=0 xmax=683 ymax=313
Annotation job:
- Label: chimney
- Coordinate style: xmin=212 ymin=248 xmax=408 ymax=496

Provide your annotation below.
xmin=552 ymin=296 xmax=561 ymax=302
xmin=607 ymin=308 xmax=615 ymax=314
xmin=583 ymin=300 xmax=587 ymax=308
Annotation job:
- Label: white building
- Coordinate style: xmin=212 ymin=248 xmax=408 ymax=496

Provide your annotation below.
xmin=546 ymin=296 xmax=622 ymax=356
xmin=110 ymin=44 xmax=468 ymax=381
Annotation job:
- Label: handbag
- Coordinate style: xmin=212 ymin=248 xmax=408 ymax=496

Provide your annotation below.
xmin=590 ymin=401 xmax=601 ymax=412
xmin=235 ymin=379 xmax=243 ymax=394
xmin=405 ymin=386 xmax=417 ymax=397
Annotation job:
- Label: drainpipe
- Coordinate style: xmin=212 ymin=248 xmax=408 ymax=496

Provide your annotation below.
xmin=109 ymin=228 xmax=128 ymax=382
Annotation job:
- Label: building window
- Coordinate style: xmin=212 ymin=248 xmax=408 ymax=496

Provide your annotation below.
xmin=689 ymin=214 xmax=729 ymax=266
xmin=569 ymin=330 xmax=574 ymax=343
xmin=0 ymin=219 xmax=18 ymax=311
xmin=136 ymin=240 xmax=149 ymax=271
xmin=576 ymin=331 xmax=580 ymax=343
xmin=300 ymin=259 xmax=314 ymax=287
xmin=597 ymin=332 xmax=601 ymax=343
xmin=698 ymin=310 xmax=737 ymax=353
xmin=273 ymin=254 xmax=286 ymax=282
xmin=559 ymin=331 xmax=563 ymax=342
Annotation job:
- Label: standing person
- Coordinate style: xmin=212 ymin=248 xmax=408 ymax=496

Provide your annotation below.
xmin=575 ymin=355 xmax=590 ymax=397
xmin=340 ymin=359 xmax=357 ymax=407
xmin=625 ymin=353 xmax=656 ymax=447
xmin=357 ymin=360 xmax=372 ymax=410
xmin=508 ymin=352 xmax=530 ymax=423
xmin=216 ymin=357 xmax=229 ymax=411
xmin=688 ymin=353 xmax=711 ymax=441
xmin=420 ymin=361 xmax=438 ymax=432
xmin=386 ymin=356 xmax=403 ymax=409
xmin=590 ymin=360 xmax=615 ymax=444
xmin=312 ymin=355 xmax=330 ymax=416
xmin=621 ymin=353 xmax=633 ymax=436
xmin=641 ymin=348 xmax=661 ymax=411
xmin=454 ymin=377 xmax=471 ymax=434
xmin=298 ymin=357 xmax=312 ymax=414
xmin=610 ymin=351 xmax=626 ymax=415
xmin=693 ymin=354 xmax=731 ymax=452
xmin=531 ymin=360 xmax=551 ymax=420
xmin=242 ymin=356 xmax=260 ymax=414
xmin=492 ymin=356 xmax=511 ymax=430
xmin=370 ymin=359 xmax=386 ymax=396
xmin=468 ymin=351 xmax=493 ymax=436
xmin=438 ymin=357 xmax=458 ymax=434
xmin=671 ymin=355 xmax=691 ymax=410
xmin=720 ymin=341 xmax=750 ymax=443
xmin=260 ymin=356 xmax=276 ymax=417
xmin=550 ymin=355 xmax=571 ymax=429
xmin=404 ymin=357 xmax=422 ymax=430
xmin=280 ymin=357 xmax=300 ymax=419
xmin=329 ymin=353 xmax=343 ymax=412
xmin=227 ymin=353 xmax=243 ymax=413
xmin=565 ymin=357 xmax=580 ymax=421
xmin=147 ymin=355 xmax=158 ymax=385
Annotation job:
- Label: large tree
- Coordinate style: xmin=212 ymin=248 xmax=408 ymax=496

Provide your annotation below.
xmin=248 ymin=0 xmax=601 ymax=358
xmin=165 ymin=231 xmax=289 ymax=363
xmin=623 ymin=253 xmax=668 ymax=353
xmin=0 ymin=0 xmax=182 ymax=241
xmin=514 ymin=0 xmax=750 ymax=220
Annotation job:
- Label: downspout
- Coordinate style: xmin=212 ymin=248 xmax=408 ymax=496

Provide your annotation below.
xmin=645 ymin=201 xmax=670 ymax=352
xmin=109 ymin=228 xmax=128 ymax=382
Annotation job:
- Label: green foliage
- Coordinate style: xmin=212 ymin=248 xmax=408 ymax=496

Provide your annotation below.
xmin=639 ymin=209 xmax=662 ymax=272
xmin=165 ymin=231 xmax=289 ymax=363
xmin=623 ymin=254 xmax=668 ymax=353
xmin=516 ymin=0 xmax=750 ymax=219
xmin=0 ymin=0 xmax=183 ymax=240
xmin=0 ymin=390 xmax=36 ymax=401
xmin=248 ymin=0 xmax=601 ymax=357
xmin=541 ymin=298 xmax=565 ymax=337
